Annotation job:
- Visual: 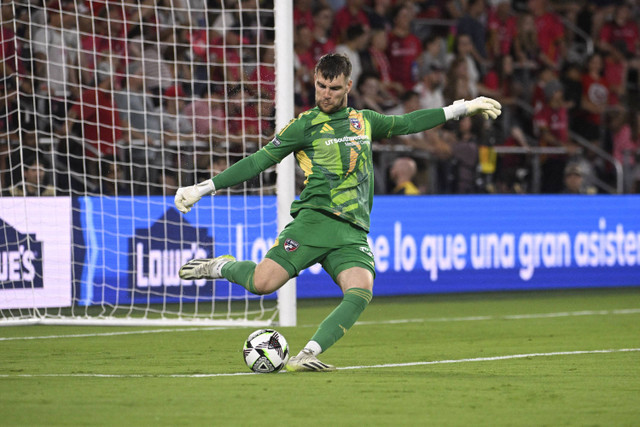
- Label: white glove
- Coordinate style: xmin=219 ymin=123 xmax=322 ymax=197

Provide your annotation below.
xmin=174 ymin=179 xmax=216 ymax=214
xmin=443 ymin=97 xmax=502 ymax=120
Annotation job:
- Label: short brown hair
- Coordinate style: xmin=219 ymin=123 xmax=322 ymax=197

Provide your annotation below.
xmin=315 ymin=53 xmax=352 ymax=81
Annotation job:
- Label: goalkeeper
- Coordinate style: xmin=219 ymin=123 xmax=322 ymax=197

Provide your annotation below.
xmin=175 ymin=53 xmax=501 ymax=372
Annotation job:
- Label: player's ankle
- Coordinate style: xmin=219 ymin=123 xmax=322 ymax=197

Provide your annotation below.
xmin=302 ymin=340 xmax=322 ymax=356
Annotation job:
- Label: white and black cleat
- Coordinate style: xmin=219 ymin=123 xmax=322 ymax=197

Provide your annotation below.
xmin=286 ymin=350 xmax=336 ymax=372
xmin=179 ymin=255 xmax=235 ymax=280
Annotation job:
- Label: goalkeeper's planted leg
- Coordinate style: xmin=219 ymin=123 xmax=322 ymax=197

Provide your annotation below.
xmin=286 ymin=349 xmax=336 ymax=372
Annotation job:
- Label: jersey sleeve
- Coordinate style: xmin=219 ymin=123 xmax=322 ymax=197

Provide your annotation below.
xmin=212 ymin=114 xmax=308 ymax=190
xmin=212 ymin=149 xmax=278 ymax=190
xmin=261 ymin=115 xmax=308 ymax=162
xmin=365 ymin=108 xmax=446 ymax=140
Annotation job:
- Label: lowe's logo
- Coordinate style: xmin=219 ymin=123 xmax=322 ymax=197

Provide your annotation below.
xmin=0 ymin=218 xmax=44 ymax=289
xmin=129 ymin=209 xmax=214 ymax=289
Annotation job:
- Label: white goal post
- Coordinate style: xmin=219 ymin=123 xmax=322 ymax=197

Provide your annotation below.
xmin=0 ymin=0 xmax=296 ymax=326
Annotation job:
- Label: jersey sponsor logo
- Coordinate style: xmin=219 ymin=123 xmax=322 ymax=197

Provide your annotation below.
xmin=324 ymin=134 xmax=368 ymax=146
xmin=284 ymin=238 xmax=300 ymax=252
xmin=349 ymin=117 xmax=361 ymax=130
xmin=271 ymin=137 xmax=282 ymax=147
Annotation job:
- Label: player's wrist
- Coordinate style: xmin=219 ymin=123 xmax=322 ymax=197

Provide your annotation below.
xmin=195 ymin=179 xmax=216 ymax=197
xmin=443 ymin=100 xmax=468 ymax=121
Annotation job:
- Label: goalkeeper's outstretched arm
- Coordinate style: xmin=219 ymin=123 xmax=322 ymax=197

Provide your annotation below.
xmin=443 ymin=96 xmax=502 ymax=120
xmin=174 ymin=149 xmax=278 ymax=213
xmin=376 ymin=96 xmax=502 ymax=139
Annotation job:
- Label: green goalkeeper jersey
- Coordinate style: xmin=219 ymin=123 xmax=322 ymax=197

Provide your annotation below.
xmin=212 ymin=106 xmax=447 ymax=232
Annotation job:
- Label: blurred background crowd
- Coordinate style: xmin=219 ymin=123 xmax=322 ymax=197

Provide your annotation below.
xmin=1 ymin=0 xmax=639 ymax=197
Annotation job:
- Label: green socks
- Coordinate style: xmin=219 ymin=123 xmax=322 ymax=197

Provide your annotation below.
xmin=221 ymin=261 xmax=373 ymax=355
xmin=309 ymin=288 xmax=373 ymax=354
xmin=221 ymin=261 xmax=257 ymax=294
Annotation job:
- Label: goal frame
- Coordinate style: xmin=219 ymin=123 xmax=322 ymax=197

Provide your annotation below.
xmin=0 ymin=0 xmax=296 ymax=327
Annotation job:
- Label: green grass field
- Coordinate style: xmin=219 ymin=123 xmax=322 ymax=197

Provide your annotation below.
xmin=1 ymin=288 xmax=639 ymax=426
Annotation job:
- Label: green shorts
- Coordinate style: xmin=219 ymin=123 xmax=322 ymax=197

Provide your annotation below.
xmin=265 ymin=209 xmax=376 ymax=282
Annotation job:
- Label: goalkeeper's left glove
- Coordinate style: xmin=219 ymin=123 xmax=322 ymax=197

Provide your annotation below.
xmin=174 ymin=179 xmax=216 ymax=214
xmin=443 ymin=96 xmax=502 ymax=120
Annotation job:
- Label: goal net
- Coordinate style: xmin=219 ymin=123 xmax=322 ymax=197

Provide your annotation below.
xmin=0 ymin=0 xmax=296 ymax=326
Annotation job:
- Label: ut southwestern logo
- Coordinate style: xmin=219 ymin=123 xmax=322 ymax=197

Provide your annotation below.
xmin=130 ymin=209 xmax=214 ymax=289
xmin=324 ymin=135 xmax=368 ymax=146
xmin=0 ymin=218 xmax=43 ymax=289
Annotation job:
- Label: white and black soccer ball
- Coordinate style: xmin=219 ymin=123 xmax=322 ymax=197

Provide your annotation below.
xmin=243 ymin=329 xmax=290 ymax=373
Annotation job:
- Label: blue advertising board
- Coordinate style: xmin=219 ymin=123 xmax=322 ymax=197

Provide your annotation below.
xmin=75 ymin=195 xmax=640 ymax=304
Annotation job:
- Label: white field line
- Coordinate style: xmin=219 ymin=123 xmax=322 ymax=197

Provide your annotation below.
xmin=0 ymin=348 xmax=638 ymax=378
xmin=1 ymin=308 xmax=639 ymax=342
xmin=354 ymin=308 xmax=640 ymax=325
xmin=0 ymin=326 xmax=228 ymax=341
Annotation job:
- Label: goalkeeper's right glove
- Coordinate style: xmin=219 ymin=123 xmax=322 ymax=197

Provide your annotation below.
xmin=174 ymin=179 xmax=216 ymax=214
xmin=443 ymin=96 xmax=502 ymax=120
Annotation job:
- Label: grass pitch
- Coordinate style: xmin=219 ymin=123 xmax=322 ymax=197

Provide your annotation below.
xmin=1 ymin=288 xmax=639 ymax=426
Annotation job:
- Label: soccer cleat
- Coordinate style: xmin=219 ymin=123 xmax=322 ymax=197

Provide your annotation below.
xmin=286 ymin=350 xmax=336 ymax=372
xmin=179 ymin=255 xmax=235 ymax=280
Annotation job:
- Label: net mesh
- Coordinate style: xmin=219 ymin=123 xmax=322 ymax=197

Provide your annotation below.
xmin=0 ymin=0 xmax=280 ymax=325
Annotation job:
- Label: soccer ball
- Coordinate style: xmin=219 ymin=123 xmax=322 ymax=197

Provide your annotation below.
xmin=243 ymin=329 xmax=290 ymax=373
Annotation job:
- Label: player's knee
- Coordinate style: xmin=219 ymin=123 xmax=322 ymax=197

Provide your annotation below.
xmin=252 ymin=259 xmax=289 ymax=295
xmin=252 ymin=275 xmax=285 ymax=295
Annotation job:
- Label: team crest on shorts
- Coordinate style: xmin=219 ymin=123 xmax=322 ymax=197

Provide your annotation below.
xmin=284 ymin=238 xmax=299 ymax=252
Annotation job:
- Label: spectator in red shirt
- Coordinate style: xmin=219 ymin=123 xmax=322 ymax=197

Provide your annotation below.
xmin=243 ymin=95 xmax=276 ymax=148
xmin=533 ymin=79 xmax=578 ymax=193
xmin=531 ymin=66 xmax=558 ymax=114
xmin=386 ymin=3 xmax=422 ymax=92
xmin=62 ymin=60 xmax=132 ymax=190
xmin=65 ymin=63 xmax=123 ymax=159
xmin=310 ymin=6 xmax=336 ymax=62
xmin=528 ymin=0 xmax=565 ymax=70
xmin=483 ymin=54 xmax=519 ymax=133
xmin=184 ymin=91 xmax=225 ymax=142
xmin=81 ymin=4 xmax=129 ymax=84
xmin=487 ymin=0 xmax=518 ymax=61
xmin=611 ymin=110 xmax=639 ymax=178
xmin=208 ymin=30 xmax=246 ymax=89
xmin=611 ymin=109 xmax=640 ymax=192
xmin=332 ymin=0 xmax=370 ymax=44
xmin=602 ymin=42 xmax=628 ymax=106
xmin=294 ymin=0 xmax=315 ymax=30
xmin=598 ymin=4 xmax=639 ymax=61
xmin=361 ymin=28 xmax=403 ymax=99
xmin=248 ymin=45 xmax=276 ymax=98
xmin=294 ymin=25 xmax=316 ymax=114
xmin=577 ymin=53 xmax=609 ymax=145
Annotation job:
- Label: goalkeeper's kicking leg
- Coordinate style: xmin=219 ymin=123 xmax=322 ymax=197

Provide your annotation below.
xmin=178 ymin=256 xmax=289 ymax=294
xmin=179 ymin=256 xmax=373 ymax=372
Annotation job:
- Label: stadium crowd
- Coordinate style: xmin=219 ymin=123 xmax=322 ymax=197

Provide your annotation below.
xmin=1 ymin=0 xmax=639 ymax=196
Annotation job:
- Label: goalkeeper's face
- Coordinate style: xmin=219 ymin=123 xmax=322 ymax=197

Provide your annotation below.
xmin=315 ymin=73 xmax=353 ymax=114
